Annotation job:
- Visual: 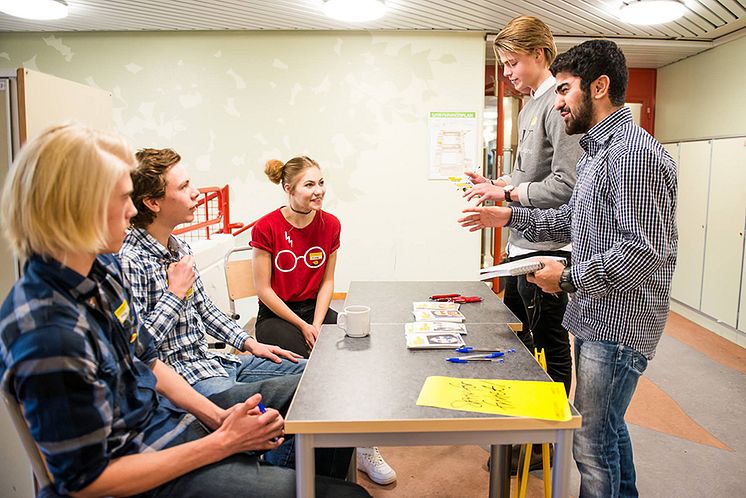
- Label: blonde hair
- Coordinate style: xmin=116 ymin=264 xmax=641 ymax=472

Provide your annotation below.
xmin=1 ymin=123 xmax=136 ymax=259
xmin=264 ymin=156 xmax=320 ymax=191
xmin=494 ymin=16 xmax=557 ymax=67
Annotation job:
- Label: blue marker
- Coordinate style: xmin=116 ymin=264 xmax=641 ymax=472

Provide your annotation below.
xmin=257 ymin=402 xmax=280 ymax=442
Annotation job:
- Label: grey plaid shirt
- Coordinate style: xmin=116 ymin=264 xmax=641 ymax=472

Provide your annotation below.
xmin=119 ymin=228 xmax=248 ymax=384
xmin=509 ymin=107 xmax=678 ymax=359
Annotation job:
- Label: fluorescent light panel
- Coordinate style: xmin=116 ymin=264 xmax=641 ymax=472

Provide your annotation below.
xmin=322 ymin=0 xmax=386 ymax=23
xmin=617 ymin=0 xmax=687 ymax=25
xmin=0 ymin=0 xmax=69 ymax=20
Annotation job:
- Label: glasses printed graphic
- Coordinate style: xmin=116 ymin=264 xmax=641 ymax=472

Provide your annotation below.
xmin=274 ymin=246 xmax=327 ymax=273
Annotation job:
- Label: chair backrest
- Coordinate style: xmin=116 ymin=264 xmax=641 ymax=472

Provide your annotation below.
xmin=224 ymin=246 xmax=256 ymax=320
xmin=1 ymin=390 xmax=53 ymax=488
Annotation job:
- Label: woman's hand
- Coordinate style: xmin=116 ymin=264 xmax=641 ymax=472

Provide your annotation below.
xmin=300 ymin=322 xmax=320 ymax=350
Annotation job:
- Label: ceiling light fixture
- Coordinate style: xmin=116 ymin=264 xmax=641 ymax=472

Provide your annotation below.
xmin=0 ymin=0 xmax=69 ymax=20
xmin=322 ymin=0 xmax=386 ymax=23
xmin=617 ymin=0 xmax=687 ymax=25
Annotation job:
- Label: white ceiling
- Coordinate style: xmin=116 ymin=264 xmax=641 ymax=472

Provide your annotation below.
xmin=1 ymin=0 xmax=744 ymax=68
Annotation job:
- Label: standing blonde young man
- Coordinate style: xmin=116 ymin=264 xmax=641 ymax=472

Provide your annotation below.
xmin=465 ymin=15 xmax=583 ymax=473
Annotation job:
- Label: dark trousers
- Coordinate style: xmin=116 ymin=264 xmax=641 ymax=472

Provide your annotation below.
xmin=501 ymin=251 xmax=573 ymax=394
xmin=144 ymin=375 xmax=369 ymax=498
xmin=255 ymin=299 xmax=338 ymax=358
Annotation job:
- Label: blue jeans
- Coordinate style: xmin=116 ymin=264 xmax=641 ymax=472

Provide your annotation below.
xmin=191 ymin=354 xmax=306 ymax=398
xmin=573 ymin=337 xmax=648 ymax=498
xmin=145 ymin=376 xmax=368 ymax=498
xmin=191 ymin=355 xmax=306 ymax=469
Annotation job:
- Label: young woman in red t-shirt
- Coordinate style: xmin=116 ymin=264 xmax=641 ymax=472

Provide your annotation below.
xmin=250 ymin=156 xmax=397 ymax=485
xmin=251 ymin=156 xmax=341 ymax=358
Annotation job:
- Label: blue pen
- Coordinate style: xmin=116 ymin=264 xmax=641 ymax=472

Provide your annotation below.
xmin=446 ymin=357 xmax=505 ymax=364
xmin=455 ymin=346 xmax=500 ymax=353
xmin=455 ymin=346 xmax=515 ymax=354
xmin=453 ymin=351 xmax=504 ymax=360
xmin=257 ymin=402 xmax=280 ymax=442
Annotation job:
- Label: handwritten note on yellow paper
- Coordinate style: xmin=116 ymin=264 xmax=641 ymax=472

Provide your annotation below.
xmin=416 ymin=376 xmax=571 ymax=421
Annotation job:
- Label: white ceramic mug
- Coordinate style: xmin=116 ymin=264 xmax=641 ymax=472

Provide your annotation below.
xmin=337 ymin=305 xmax=371 ymax=338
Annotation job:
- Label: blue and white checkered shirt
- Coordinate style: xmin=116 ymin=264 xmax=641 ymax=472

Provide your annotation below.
xmin=0 ymin=254 xmax=194 ymax=495
xmin=509 ymin=107 xmax=678 ymax=359
xmin=119 ymin=228 xmax=249 ymax=385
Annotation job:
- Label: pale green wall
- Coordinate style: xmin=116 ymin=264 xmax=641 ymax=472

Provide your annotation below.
xmin=656 ymin=35 xmax=746 ymax=142
xmin=0 ymin=30 xmax=484 ymax=289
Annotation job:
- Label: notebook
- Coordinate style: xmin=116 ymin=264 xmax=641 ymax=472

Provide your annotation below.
xmin=479 ymin=256 xmax=567 ymax=280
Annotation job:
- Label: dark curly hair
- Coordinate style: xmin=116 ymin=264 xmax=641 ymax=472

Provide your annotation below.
xmin=550 ymin=39 xmax=628 ymax=106
xmin=130 ymin=148 xmax=181 ymax=228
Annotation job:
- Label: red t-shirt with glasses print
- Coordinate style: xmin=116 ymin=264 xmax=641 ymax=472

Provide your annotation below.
xmin=250 ymin=208 xmax=341 ymax=303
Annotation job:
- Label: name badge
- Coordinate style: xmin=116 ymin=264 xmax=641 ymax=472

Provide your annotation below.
xmin=309 ymin=251 xmax=323 ymax=266
xmin=114 ymin=299 xmax=130 ymax=324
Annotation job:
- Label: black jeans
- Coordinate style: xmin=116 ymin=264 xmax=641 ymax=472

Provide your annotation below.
xmin=255 ymin=299 xmax=338 ymax=358
xmin=501 ymin=251 xmax=573 ymax=394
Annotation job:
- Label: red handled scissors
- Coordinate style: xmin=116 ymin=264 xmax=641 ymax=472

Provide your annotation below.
xmin=429 ymin=294 xmax=483 ymax=303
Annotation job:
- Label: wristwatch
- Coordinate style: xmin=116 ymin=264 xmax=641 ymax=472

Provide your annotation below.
xmin=503 ymin=184 xmax=515 ymax=203
xmin=559 ymin=268 xmax=577 ymax=293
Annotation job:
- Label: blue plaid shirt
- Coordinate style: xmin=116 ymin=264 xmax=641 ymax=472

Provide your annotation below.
xmin=509 ymin=107 xmax=678 ymax=359
xmin=118 ymin=228 xmax=249 ymax=385
xmin=0 ymin=254 xmax=195 ymax=495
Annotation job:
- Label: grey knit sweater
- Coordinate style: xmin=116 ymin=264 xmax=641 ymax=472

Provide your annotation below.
xmin=505 ymin=83 xmax=583 ymax=252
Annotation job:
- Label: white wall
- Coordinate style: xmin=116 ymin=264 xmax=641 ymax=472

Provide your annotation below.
xmin=0 ymin=31 xmax=485 ymax=291
xmin=655 ymin=35 xmax=746 ymax=142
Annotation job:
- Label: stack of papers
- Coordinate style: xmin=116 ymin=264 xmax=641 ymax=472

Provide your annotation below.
xmin=405 ymin=322 xmax=467 ymax=335
xmin=405 ymin=332 xmax=465 ymax=349
xmin=479 ymin=256 xmax=567 ymax=280
xmin=413 ymin=301 xmax=461 ymax=311
xmin=412 ymin=309 xmax=466 ymax=322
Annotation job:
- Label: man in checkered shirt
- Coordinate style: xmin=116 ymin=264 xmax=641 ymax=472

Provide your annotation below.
xmin=118 ymin=148 xmax=306 ymax=401
xmin=460 ymin=40 xmax=677 ymax=498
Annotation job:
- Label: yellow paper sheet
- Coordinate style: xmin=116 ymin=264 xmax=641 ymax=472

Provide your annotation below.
xmin=416 ymin=376 xmax=571 ymax=421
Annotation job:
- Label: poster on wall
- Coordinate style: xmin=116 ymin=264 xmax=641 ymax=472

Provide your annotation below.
xmin=428 ymin=111 xmax=479 ymax=180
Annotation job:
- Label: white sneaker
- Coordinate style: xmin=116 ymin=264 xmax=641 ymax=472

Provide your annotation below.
xmin=357 ymin=447 xmax=397 ymax=485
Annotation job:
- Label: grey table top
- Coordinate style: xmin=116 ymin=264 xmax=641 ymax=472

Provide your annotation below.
xmin=343 ymin=281 xmax=522 ymax=328
xmin=285 ymin=322 xmax=579 ymax=433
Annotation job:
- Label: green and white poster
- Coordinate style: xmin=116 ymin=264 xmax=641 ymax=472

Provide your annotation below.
xmin=428 ymin=111 xmax=479 ymax=180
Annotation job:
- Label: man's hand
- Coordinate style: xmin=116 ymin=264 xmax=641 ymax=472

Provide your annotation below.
xmin=459 ymin=206 xmax=512 ymax=232
xmin=526 ymin=258 xmax=565 ymax=294
xmin=167 ymin=255 xmax=196 ymax=300
xmin=245 ymin=339 xmax=303 ymax=363
xmin=215 ymin=394 xmax=285 ymax=452
xmin=300 ymin=322 xmax=320 ymax=350
xmin=463 ymin=182 xmax=505 ymax=205
xmin=464 ymin=171 xmax=489 ymax=185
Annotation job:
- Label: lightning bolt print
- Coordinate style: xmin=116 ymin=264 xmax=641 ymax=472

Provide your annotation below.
xmin=284 ymin=230 xmax=293 ymax=248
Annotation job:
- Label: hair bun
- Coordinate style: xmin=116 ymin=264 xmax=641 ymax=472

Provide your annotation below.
xmin=264 ymin=159 xmax=284 ymax=184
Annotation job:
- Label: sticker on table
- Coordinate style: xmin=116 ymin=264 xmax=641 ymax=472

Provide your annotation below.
xmin=416 ymin=376 xmax=571 ymax=421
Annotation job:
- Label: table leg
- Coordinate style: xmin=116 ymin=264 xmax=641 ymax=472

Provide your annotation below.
xmin=347 ymin=448 xmax=358 ymax=483
xmin=296 ymin=434 xmax=315 ymax=498
xmin=551 ymin=429 xmax=573 ymax=498
xmin=489 ymin=444 xmax=511 ymax=498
